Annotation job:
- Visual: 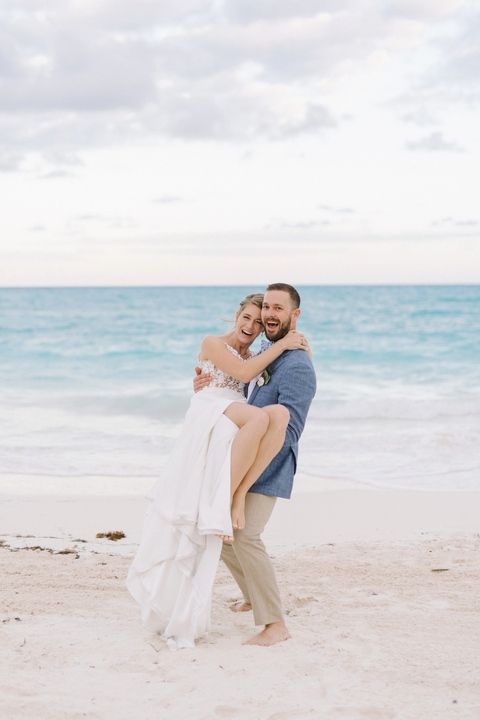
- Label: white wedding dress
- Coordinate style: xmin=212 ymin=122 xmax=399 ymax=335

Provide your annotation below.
xmin=126 ymin=345 xmax=249 ymax=650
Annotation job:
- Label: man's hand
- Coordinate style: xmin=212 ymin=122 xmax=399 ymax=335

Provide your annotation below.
xmin=193 ymin=366 xmax=212 ymax=393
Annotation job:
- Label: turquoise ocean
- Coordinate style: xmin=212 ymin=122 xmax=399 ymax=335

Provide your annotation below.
xmin=0 ymin=286 xmax=479 ymax=493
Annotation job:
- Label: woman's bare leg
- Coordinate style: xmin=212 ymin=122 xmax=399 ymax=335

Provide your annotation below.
xmin=217 ymin=403 xmax=270 ymax=539
xmin=230 ymin=405 xmax=289 ymax=530
xmin=223 ymin=402 xmax=270 ymax=493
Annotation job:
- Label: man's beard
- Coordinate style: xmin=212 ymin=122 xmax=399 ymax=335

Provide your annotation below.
xmin=264 ymin=316 xmax=292 ymax=342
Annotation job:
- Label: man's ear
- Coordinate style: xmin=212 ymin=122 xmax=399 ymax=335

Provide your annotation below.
xmin=292 ymin=308 xmax=301 ymax=323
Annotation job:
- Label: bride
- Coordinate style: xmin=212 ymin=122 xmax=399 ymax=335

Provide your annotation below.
xmin=126 ymin=293 xmax=309 ymax=650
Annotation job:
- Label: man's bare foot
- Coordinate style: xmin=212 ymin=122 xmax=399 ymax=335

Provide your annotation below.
xmin=231 ymin=493 xmax=246 ymax=530
xmin=242 ymin=621 xmax=291 ymax=647
xmin=229 ymin=601 xmax=252 ymax=613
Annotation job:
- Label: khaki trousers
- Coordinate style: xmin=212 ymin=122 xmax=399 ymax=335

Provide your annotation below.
xmin=220 ymin=492 xmax=283 ymax=626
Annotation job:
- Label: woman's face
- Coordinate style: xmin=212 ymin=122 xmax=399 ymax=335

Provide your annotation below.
xmin=235 ymin=303 xmax=264 ymax=344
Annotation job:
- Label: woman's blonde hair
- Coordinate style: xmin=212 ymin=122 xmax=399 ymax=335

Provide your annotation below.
xmin=236 ymin=292 xmax=264 ymax=316
xmin=224 ymin=293 xmax=264 ymax=325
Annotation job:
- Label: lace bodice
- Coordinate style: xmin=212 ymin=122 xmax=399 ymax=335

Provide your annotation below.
xmin=199 ymin=343 xmax=251 ymax=396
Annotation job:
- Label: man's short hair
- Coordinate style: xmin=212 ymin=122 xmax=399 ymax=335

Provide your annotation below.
xmin=265 ymin=283 xmax=301 ymax=310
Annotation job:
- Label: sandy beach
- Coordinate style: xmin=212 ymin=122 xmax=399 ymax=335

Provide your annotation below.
xmin=1 ymin=480 xmax=480 ymax=720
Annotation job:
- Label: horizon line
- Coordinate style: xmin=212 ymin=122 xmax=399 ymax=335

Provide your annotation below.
xmin=0 ymin=282 xmax=479 ymax=290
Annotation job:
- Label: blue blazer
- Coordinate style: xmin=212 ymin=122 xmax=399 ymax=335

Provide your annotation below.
xmin=247 ymin=349 xmax=316 ymax=499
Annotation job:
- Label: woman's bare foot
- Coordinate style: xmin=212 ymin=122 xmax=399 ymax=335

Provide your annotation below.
xmin=243 ymin=621 xmax=291 ymax=646
xmin=229 ymin=601 xmax=252 ymax=613
xmin=231 ymin=493 xmax=246 ymax=530
xmin=215 ymin=534 xmax=234 ymax=543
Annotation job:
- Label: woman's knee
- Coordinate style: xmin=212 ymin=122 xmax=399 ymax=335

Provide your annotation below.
xmin=234 ymin=404 xmax=270 ymax=432
xmin=224 ymin=403 xmax=268 ymax=430
xmin=265 ymin=404 xmax=290 ymax=428
xmin=252 ymin=407 xmax=270 ymax=433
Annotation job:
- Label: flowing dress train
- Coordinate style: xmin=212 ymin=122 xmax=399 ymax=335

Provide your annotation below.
xmin=126 ymin=348 xmax=248 ymax=650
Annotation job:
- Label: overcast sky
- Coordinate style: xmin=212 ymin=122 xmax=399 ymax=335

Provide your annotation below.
xmin=1 ymin=0 xmax=479 ymax=286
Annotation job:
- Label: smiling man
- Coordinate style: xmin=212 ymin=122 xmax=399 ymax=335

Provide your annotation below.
xmin=195 ymin=282 xmax=317 ymax=646
xmin=261 ymin=286 xmax=300 ymax=341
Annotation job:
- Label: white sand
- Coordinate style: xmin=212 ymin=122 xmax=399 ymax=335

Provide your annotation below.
xmin=1 ymin=479 xmax=480 ymax=720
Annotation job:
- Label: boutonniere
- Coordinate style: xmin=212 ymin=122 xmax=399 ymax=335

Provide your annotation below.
xmin=257 ymin=366 xmax=272 ymax=387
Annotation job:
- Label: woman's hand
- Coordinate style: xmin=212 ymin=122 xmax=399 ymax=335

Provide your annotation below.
xmin=279 ymin=330 xmax=310 ymax=352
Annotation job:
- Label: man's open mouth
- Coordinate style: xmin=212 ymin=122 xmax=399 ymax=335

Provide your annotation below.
xmin=265 ymin=320 xmax=279 ymax=330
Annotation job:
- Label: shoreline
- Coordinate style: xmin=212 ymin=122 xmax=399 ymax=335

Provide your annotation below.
xmin=1 ymin=476 xmax=479 ymax=555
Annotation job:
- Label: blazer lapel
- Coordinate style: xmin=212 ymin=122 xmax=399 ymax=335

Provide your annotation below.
xmin=247 ymin=351 xmax=288 ymax=404
xmin=248 ymin=378 xmax=261 ymax=404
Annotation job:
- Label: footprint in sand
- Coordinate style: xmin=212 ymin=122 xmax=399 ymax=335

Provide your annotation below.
xmin=267 ymin=710 xmax=318 ymax=719
xmin=326 ymin=707 xmax=395 ymax=719
xmin=293 ymin=595 xmax=318 ymax=609
xmin=214 ymin=707 xmax=244 ymax=718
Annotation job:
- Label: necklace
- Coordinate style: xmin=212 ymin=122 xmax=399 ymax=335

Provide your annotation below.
xmin=228 ymin=343 xmax=250 ymax=359
xmin=224 ymin=333 xmax=250 ymax=359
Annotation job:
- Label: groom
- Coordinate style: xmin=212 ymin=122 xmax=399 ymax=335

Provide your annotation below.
xmin=194 ymin=283 xmax=316 ymax=646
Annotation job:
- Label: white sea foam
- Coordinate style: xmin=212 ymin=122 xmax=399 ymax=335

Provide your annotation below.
xmin=1 ymin=395 xmax=479 ymax=493
xmin=309 ymin=394 xmax=480 ymax=421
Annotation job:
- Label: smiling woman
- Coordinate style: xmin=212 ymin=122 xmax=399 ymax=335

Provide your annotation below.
xmin=232 ymin=301 xmax=265 ymax=347
xmin=126 ymin=291 xmax=308 ymax=650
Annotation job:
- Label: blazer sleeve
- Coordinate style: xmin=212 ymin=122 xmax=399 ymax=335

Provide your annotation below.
xmin=277 ymin=353 xmax=317 ymax=447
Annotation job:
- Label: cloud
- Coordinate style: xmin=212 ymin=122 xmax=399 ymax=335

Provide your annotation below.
xmin=407 ymin=131 xmax=465 ymax=152
xmin=428 ymin=5 xmax=480 ymax=92
xmin=318 ymin=205 xmax=355 ymax=214
xmin=383 ymin=0 xmax=464 ymax=22
xmin=69 ymin=214 xmax=140 ymax=231
xmin=0 ymin=148 xmax=23 ymax=172
xmin=40 ymin=169 xmax=76 ymax=179
xmin=277 ymin=220 xmax=329 ymax=230
xmin=0 ymin=0 xmax=477 ymax=163
xmin=151 ymin=87 xmax=336 ymax=140
xmin=0 ymin=24 xmax=156 ymax=113
xmin=225 ymin=0 xmax=352 ymax=24
xmin=152 ymin=196 xmax=185 ymax=204
xmin=89 ymin=0 xmax=214 ymax=30
xmin=394 ymin=3 xmax=480 ymax=118
xmin=432 ymin=216 xmax=478 ymax=227
xmin=0 ymin=2 xmax=342 ymax=159
xmin=402 ymin=108 xmax=438 ymax=126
